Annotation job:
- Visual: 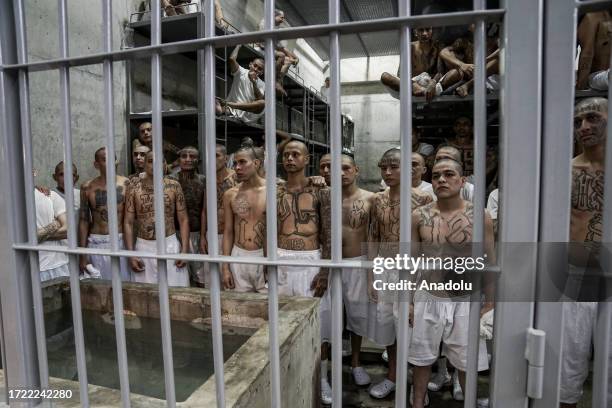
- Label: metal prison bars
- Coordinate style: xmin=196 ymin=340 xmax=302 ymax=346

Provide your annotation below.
xmin=0 ymin=1 xmax=610 ymax=408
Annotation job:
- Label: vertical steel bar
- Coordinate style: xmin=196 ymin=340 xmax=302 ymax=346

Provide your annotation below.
xmin=262 ymin=0 xmax=281 ymax=406
xmin=0 ymin=0 xmax=41 ymax=400
xmin=395 ymin=1 xmax=412 ymax=406
xmin=465 ymin=1 xmax=487 ymax=406
xmin=57 ymin=1 xmax=90 ymax=404
xmin=150 ymin=1 xmax=177 ymax=406
xmin=11 ymin=0 xmax=50 ymax=397
xmin=591 ymin=29 xmax=612 ymax=407
xmin=533 ymin=0 xmax=574 ymax=406
xmin=203 ymin=1 xmax=226 ymax=406
xmin=328 ymin=0 xmax=344 ymax=406
xmin=491 ymin=0 xmax=543 ymax=406
xmin=102 ymin=0 xmax=131 ymax=405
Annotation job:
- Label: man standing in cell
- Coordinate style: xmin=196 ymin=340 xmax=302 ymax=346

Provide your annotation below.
xmin=559 ymin=97 xmax=607 ymax=408
xmin=35 ymin=186 xmax=70 ymax=281
xmin=78 ymin=147 xmax=131 ymax=281
xmin=368 ymin=148 xmax=432 ymax=399
xmin=199 ymin=144 xmax=238 ymax=287
xmin=409 ymin=158 xmax=495 ymax=408
xmin=176 ymin=146 xmax=206 ymax=286
xmin=317 ymin=153 xmax=376 ymax=401
xmin=124 ymin=151 xmax=190 ymax=286
xmin=221 ymin=147 xmax=266 ymax=292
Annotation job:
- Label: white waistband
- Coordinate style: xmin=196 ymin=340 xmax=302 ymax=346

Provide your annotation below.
xmin=277 ymin=247 xmax=322 ymax=258
xmin=232 ymin=246 xmax=264 ymax=256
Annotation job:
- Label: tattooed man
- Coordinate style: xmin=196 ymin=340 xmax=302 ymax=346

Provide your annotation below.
xmin=368 ymin=148 xmax=433 ymax=399
xmin=175 ymin=146 xmax=206 ymax=286
xmin=317 ymin=153 xmax=376 ymax=403
xmin=409 ymin=159 xmax=495 ymax=408
xmin=78 ymin=147 xmax=131 ymax=280
xmin=221 ymin=147 xmax=266 ymax=292
xmin=124 ymin=151 xmax=190 ymax=286
xmin=560 ymin=97 xmax=607 ymax=408
xmin=198 ymin=144 xmax=239 ymax=287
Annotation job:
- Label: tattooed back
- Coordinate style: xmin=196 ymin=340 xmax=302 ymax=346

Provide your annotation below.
xmin=178 ymin=173 xmax=206 ymax=232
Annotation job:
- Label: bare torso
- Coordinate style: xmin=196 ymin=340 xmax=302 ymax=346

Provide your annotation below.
xmin=126 ymin=177 xmax=186 ymax=240
xmin=216 ymin=171 xmax=238 ymax=234
xmin=277 ymin=182 xmax=329 ymax=251
xmin=80 ymin=176 xmax=129 ymax=235
xmin=178 ymin=172 xmax=206 ymax=232
xmin=570 ymin=158 xmax=604 ymax=244
xmin=411 ymin=41 xmax=439 ymax=76
xmin=227 ymin=184 xmax=267 ymax=251
xmin=342 ymin=188 xmax=375 ymax=258
xmin=591 ymin=12 xmax=611 ymax=72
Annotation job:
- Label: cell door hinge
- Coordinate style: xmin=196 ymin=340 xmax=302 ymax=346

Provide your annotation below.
xmin=525 ymin=327 xmax=546 ymax=399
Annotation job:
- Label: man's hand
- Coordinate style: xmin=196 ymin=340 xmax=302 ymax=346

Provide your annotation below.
xmin=458 ymin=63 xmax=474 ymax=79
xmin=36 ymin=185 xmax=51 ymax=196
xmin=425 ymin=83 xmax=438 ymax=102
xmin=129 ymin=257 xmax=145 ymax=272
xmin=308 ymin=176 xmax=327 ymax=187
xmin=175 ymin=259 xmax=187 ymax=268
xmin=79 ymin=255 xmax=89 ymax=272
xmin=200 ymin=236 xmax=208 ymax=254
xmin=222 ymin=268 xmax=235 ymax=290
xmin=310 ymin=272 xmax=328 ymax=297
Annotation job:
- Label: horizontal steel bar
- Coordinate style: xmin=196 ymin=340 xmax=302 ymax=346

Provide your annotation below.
xmin=576 ymin=0 xmax=612 ymax=13
xmin=12 ymin=243 xmax=503 ymax=272
xmin=1 ymin=10 xmax=504 ymax=73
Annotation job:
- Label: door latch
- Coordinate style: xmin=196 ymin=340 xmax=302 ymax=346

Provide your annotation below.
xmin=525 ymin=327 xmax=546 ymax=399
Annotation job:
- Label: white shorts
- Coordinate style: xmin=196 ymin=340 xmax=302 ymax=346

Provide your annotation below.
xmin=276 ymin=248 xmax=321 ymax=297
xmin=367 ymin=269 xmax=398 ymax=347
xmin=133 ymin=235 xmax=189 ymax=287
xmin=589 ymin=69 xmax=609 ymax=91
xmin=408 ymin=290 xmax=489 ymax=372
xmin=320 ymin=258 xmax=369 ymax=343
xmin=230 ymin=246 xmax=265 ymax=292
xmin=199 ymin=234 xmax=223 ymax=288
xmin=342 ymin=256 xmax=369 ymax=338
xmin=560 ymin=301 xmax=597 ymax=404
xmin=40 ymin=263 xmax=70 ymax=282
xmin=87 ymin=234 xmax=130 ymax=281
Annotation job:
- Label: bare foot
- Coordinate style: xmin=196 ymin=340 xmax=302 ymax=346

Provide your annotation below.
xmin=456 ymin=84 xmax=469 ymax=98
xmin=215 ymin=98 xmax=224 ymax=115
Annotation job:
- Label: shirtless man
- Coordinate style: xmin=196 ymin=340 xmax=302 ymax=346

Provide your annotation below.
xmin=221 ymin=147 xmax=266 ymax=292
xmin=409 ymin=159 xmax=495 ymax=407
xmin=124 ymin=151 xmax=190 ymax=286
xmin=198 ymin=144 xmax=238 ymax=287
xmin=437 ymin=26 xmax=500 ymax=97
xmin=176 ymin=146 xmax=206 ymax=286
xmin=78 ymin=147 xmax=131 ymax=281
xmin=559 ymin=97 xmax=607 ymax=407
xmin=412 ymin=152 xmax=434 ymax=197
xmin=317 ymin=153 xmax=376 ymax=400
xmin=380 ymin=27 xmax=442 ymax=100
xmin=368 ymin=148 xmax=433 ymax=399
xmin=446 ymin=116 xmax=475 ymax=176
xmin=129 ymin=145 xmax=150 ymax=182
xmin=577 ymin=11 xmax=611 ymax=90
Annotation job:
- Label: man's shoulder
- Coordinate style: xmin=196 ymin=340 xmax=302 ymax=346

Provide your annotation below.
xmin=164 ymin=177 xmax=181 ymax=187
xmin=356 ymin=188 xmax=375 ymax=201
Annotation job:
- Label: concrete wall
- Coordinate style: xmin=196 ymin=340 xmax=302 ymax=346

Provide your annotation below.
xmin=340 ymin=56 xmax=401 ymax=192
xmin=25 ymin=0 xmax=130 ymax=188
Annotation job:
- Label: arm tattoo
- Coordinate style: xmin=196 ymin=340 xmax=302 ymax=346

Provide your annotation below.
xmin=37 ymin=219 xmax=61 ymax=242
xmin=79 ymin=188 xmax=91 ymax=221
xmin=319 ymin=188 xmax=331 ymax=260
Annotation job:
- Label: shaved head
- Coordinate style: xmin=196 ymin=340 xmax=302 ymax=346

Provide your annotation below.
xmin=435 ymin=145 xmax=462 ymax=163
xmin=284 ymin=140 xmax=309 ymax=155
xmin=320 ymin=153 xmax=355 ymax=166
xmin=433 ymin=158 xmax=463 ymax=174
xmin=178 ymin=146 xmax=199 ymax=156
xmin=575 ymin=97 xmax=608 ymax=115
xmin=412 ymin=152 xmax=425 ymax=166
xmin=133 ymin=145 xmax=150 ymax=154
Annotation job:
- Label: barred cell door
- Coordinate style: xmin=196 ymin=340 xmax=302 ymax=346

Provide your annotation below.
xmin=0 ymin=0 xmax=611 ymax=407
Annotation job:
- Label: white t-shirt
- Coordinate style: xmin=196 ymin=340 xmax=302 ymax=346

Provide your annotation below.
xmin=227 ymin=66 xmax=265 ymax=123
xmin=51 ymin=187 xmax=80 ymax=246
xmin=486 ymin=188 xmax=499 ymax=220
xmin=35 ymin=189 xmax=69 ymax=271
xmin=419 ymin=180 xmax=434 ymax=196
